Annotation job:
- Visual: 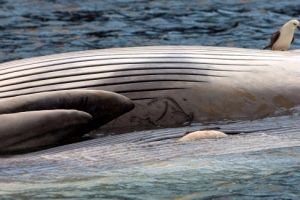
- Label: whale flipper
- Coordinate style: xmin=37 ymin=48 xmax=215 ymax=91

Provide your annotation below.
xmin=0 ymin=110 xmax=92 ymax=153
xmin=0 ymin=90 xmax=135 ymax=153
xmin=0 ymin=90 xmax=135 ymax=129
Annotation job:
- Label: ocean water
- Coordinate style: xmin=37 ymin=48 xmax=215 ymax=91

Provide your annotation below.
xmin=1 ymin=0 xmax=300 ymax=199
xmin=1 ymin=147 xmax=300 ymax=199
xmin=1 ymin=0 xmax=300 ymax=63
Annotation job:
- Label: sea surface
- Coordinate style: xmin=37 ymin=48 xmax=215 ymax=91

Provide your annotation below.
xmin=1 ymin=147 xmax=300 ymax=199
xmin=1 ymin=0 xmax=300 ymax=199
xmin=1 ymin=0 xmax=300 ymax=63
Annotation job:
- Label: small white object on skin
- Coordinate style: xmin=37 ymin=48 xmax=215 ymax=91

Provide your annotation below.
xmin=177 ymin=130 xmax=228 ymax=142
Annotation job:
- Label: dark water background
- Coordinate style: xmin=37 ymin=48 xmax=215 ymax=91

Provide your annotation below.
xmin=1 ymin=0 xmax=300 ymax=63
xmin=1 ymin=0 xmax=300 ymax=199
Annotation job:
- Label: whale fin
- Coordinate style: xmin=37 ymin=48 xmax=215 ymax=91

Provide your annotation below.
xmin=0 ymin=90 xmax=135 ymax=154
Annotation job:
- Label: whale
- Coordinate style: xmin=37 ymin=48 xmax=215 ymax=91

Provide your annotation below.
xmin=0 ymin=46 xmax=300 ymax=153
xmin=1 ymin=46 xmax=300 ymax=135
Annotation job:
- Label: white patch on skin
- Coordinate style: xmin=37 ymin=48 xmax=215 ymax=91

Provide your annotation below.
xmin=177 ymin=130 xmax=228 ymax=142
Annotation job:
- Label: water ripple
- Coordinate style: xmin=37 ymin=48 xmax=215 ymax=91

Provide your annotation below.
xmin=1 ymin=0 xmax=300 ymax=63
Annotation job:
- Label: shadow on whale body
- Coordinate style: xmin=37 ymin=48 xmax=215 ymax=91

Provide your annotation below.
xmin=0 ymin=90 xmax=134 ymax=154
xmin=1 ymin=46 xmax=300 ymax=152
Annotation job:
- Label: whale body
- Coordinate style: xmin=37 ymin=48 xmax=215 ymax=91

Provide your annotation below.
xmin=1 ymin=46 xmax=300 ymax=134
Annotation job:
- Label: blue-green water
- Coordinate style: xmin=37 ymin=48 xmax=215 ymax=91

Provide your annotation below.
xmin=1 ymin=0 xmax=300 ymax=63
xmin=1 ymin=147 xmax=300 ymax=199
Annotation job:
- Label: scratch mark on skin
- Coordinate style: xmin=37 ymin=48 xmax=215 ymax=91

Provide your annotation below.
xmin=133 ymin=97 xmax=194 ymax=126
xmin=155 ymin=102 xmax=168 ymax=122
xmin=165 ymin=97 xmax=194 ymax=122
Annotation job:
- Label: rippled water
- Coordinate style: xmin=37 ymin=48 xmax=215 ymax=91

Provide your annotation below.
xmin=1 ymin=147 xmax=300 ymax=199
xmin=1 ymin=0 xmax=300 ymax=63
xmin=1 ymin=0 xmax=300 ymax=199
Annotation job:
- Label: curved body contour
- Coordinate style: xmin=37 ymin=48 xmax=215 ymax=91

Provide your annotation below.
xmin=1 ymin=46 xmax=300 ymax=132
xmin=0 ymin=90 xmax=134 ymax=153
